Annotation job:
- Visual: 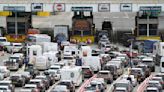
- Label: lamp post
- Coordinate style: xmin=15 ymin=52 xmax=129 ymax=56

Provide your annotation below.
xmin=128 ymin=39 xmax=134 ymax=68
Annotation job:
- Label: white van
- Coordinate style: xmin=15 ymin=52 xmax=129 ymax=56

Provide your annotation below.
xmin=60 ymin=66 xmax=82 ymax=87
xmin=64 ymin=45 xmax=79 ymax=57
xmin=28 ymin=45 xmax=42 ymax=65
xmin=82 ymin=56 xmax=101 ymax=72
xmin=43 ymin=51 xmax=58 ymax=65
xmin=35 ymin=56 xmax=50 ymax=70
xmin=160 ymin=56 xmax=164 ymax=73
xmin=80 ymin=46 xmax=92 ymax=57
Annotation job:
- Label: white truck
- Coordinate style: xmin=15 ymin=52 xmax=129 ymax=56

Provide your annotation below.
xmin=43 ymin=51 xmax=58 ymax=65
xmin=35 ymin=55 xmax=50 ymax=70
xmin=0 ymin=37 xmax=10 ymax=47
xmin=60 ymin=66 xmax=83 ymax=87
xmin=82 ymin=56 xmax=101 ymax=72
xmin=63 ymin=45 xmax=79 ymax=57
xmin=37 ymin=42 xmax=58 ymax=52
xmin=27 ymin=34 xmax=51 ymax=45
xmin=28 ymin=45 xmax=42 ymax=65
xmin=54 ymin=25 xmax=69 ymax=43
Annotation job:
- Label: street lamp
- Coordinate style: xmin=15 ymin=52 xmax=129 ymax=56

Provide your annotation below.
xmin=128 ymin=39 xmax=134 ymax=68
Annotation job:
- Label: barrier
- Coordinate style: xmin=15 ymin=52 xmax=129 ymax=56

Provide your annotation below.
xmin=137 ymin=75 xmax=153 ymax=92
xmin=79 ymin=74 xmax=97 ymax=92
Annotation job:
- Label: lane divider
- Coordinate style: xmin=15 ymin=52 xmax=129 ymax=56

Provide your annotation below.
xmin=79 ymin=74 xmax=97 ymax=92
xmin=137 ymin=75 xmax=153 ymax=92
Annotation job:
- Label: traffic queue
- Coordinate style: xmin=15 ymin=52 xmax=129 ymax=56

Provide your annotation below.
xmin=0 ymin=34 xmax=163 ymax=92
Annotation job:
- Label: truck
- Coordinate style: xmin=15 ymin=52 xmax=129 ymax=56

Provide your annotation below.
xmin=60 ymin=66 xmax=83 ymax=87
xmin=35 ymin=55 xmax=50 ymax=70
xmin=53 ymin=25 xmax=69 ymax=44
xmin=143 ymin=40 xmax=159 ymax=53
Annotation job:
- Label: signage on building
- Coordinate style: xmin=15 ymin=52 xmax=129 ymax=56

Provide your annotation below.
xmin=140 ymin=6 xmax=161 ymax=12
xmin=120 ymin=3 xmax=132 ymax=12
xmin=72 ymin=7 xmax=93 ymax=11
xmin=31 ymin=3 xmax=43 ymax=12
xmin=54 ymin=3 xmax=65 ymax=12
xmin=3 ymin=6 xmax=25 ymax=12
xmin=98 ymin=3 xmax=110 ymax=12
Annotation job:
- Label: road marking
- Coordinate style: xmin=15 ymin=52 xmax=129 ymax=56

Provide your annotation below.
xmin=46 ymin=81 xmax=59 ymax=92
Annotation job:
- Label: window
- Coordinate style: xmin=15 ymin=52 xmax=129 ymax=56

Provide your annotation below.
xmin=162 ymin=62 xmax=164 ymax=67
xmin=149 ymin=24 xmax=157 ymax=35
xmin=139 ymin=24 xmax=147 ymax=35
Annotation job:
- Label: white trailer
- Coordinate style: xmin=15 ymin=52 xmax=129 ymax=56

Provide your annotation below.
xmin=60 ymin=66 xmax=82 ymax=86
xmin=43 ymin=51 xmax=58 ymax=65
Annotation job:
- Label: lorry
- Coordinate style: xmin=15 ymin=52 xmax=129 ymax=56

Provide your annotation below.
xmin=82 ymin=56 xmax=101 ymax=72
xmin=37 ymin=42 xmax=58 ymax=52
xmin=60 ymin=66 xmax=83 ymax=87
xmin=35 ymin=55 xmax=51 ymax=70
xmin=53 ymin=25 xmax=69 ymax=44
xmin=143 ymin=40 xmax=159 ymax=53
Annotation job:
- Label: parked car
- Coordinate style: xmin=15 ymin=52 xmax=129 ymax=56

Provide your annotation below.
xmin=58 ymin=80 xmax=75 ymax=92
xmin=10 ymin=74 xmax=25 ymax=87
xmin=0 ymin=80 xmax=14 ymax=92
xmin=29 ymin=79 xmax=46 ymax=92
xmin=97 ymin=70 xmax=113 ymax=84
xmin=82 ymin=66 xmax=94 ymax=78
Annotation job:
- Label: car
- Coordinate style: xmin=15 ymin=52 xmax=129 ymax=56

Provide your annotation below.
xmin=131 ymin=58 xmax=141 ymax=65
xmin=58 ymin=80 xmax=75 ymax=92
xmin=4 ymin=59 xmax=19 ymax=71
xmin=147 ymin=80 xmax=162 ymax=92
xmin=0 ymin=73 xmax=4 ymax=80
xmin=91 ymin=78 xmax=107 ymax=89
xmin=84 ymin=80 xmax=105 ymax=92
xmin=10 ymin=74 xmax=25 ymax=87
xmin=114 ymin=87 xmax=128 ymax=92
xmin=0 ymin=80 xmax=14 ymax=92
xmin=97 ymin=70 xmax=113 ymax=84
xmin=82 ymin=66 xmax=94 ymax=78
xmin=113 ymin=79 xmax=133 ymax=92
xmin=137 ymin=63 xmax=151 ymax=77
xmin=29 ymin=79 xmax=46 ymax=92
xmin=5 ymin=43 xmax=23 ymax=53
xmin=141 ymin=57 xmax=155 ymax=72
xmin=35 ymin=75 xmax=50 ymax=89
xmin=154 ymin=73 xmax=164 ymax=81
xmin=121 ymin=75 xmax=137 ymax=86
xmin=8 ymin=53 xmax=24 ymax=68
xmin=51 ymin=85 xmax=70 ymax=92
xmin=43 ymin=71 xmax=56 ymax=86
xmin=0 ymin=85 xmax=11 ymax=92
xmin=47 ymin=69 xmax=61 ymax=81
xmin=150 ymin=77 xmax=164 ymax=89
xmin=144 ymin=87 xmax=160 ymax=92
xmin=20 ymin=84 xmax=40 ymax=92
xmin=0 ymin=66 xmax=10 ymax=78
xmin=103 ymin=64 xmax=118 ymax=79
xmin=53 ymin=62 xmax=65 ymax=68
xmin=21 ymin=72 xmax=32 ymax=83
xmin=129 ymin=68 xmax=145 ymax=83
xmin=24 ymin=64 xmax=39 ymax=78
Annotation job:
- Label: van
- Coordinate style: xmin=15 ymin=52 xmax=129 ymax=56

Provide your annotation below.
xmin=107 ymin=61 xmax=124 ymax=76
xmin=82 ymin=56 xmax=101 ymax=72
xmin=64 ymin=45 xmax=79 ymax=57
xmin=35 ymin=56 xmax=50 ymax=70
xmin=28 ymin=45 xmax=42 ymax=65
xmin=43 ymin=51 xmax=58 ymax=65
xmin=60 ymin=66 xmax=83 ymax=87
xmin=103 ymin=64 xmax=118 ymax=79
xmin=160 ymin=56 xmax=164 ymax=73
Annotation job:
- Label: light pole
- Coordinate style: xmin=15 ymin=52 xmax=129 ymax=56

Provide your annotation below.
xmin=128 ymin=39 xmax=134 ymax=68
